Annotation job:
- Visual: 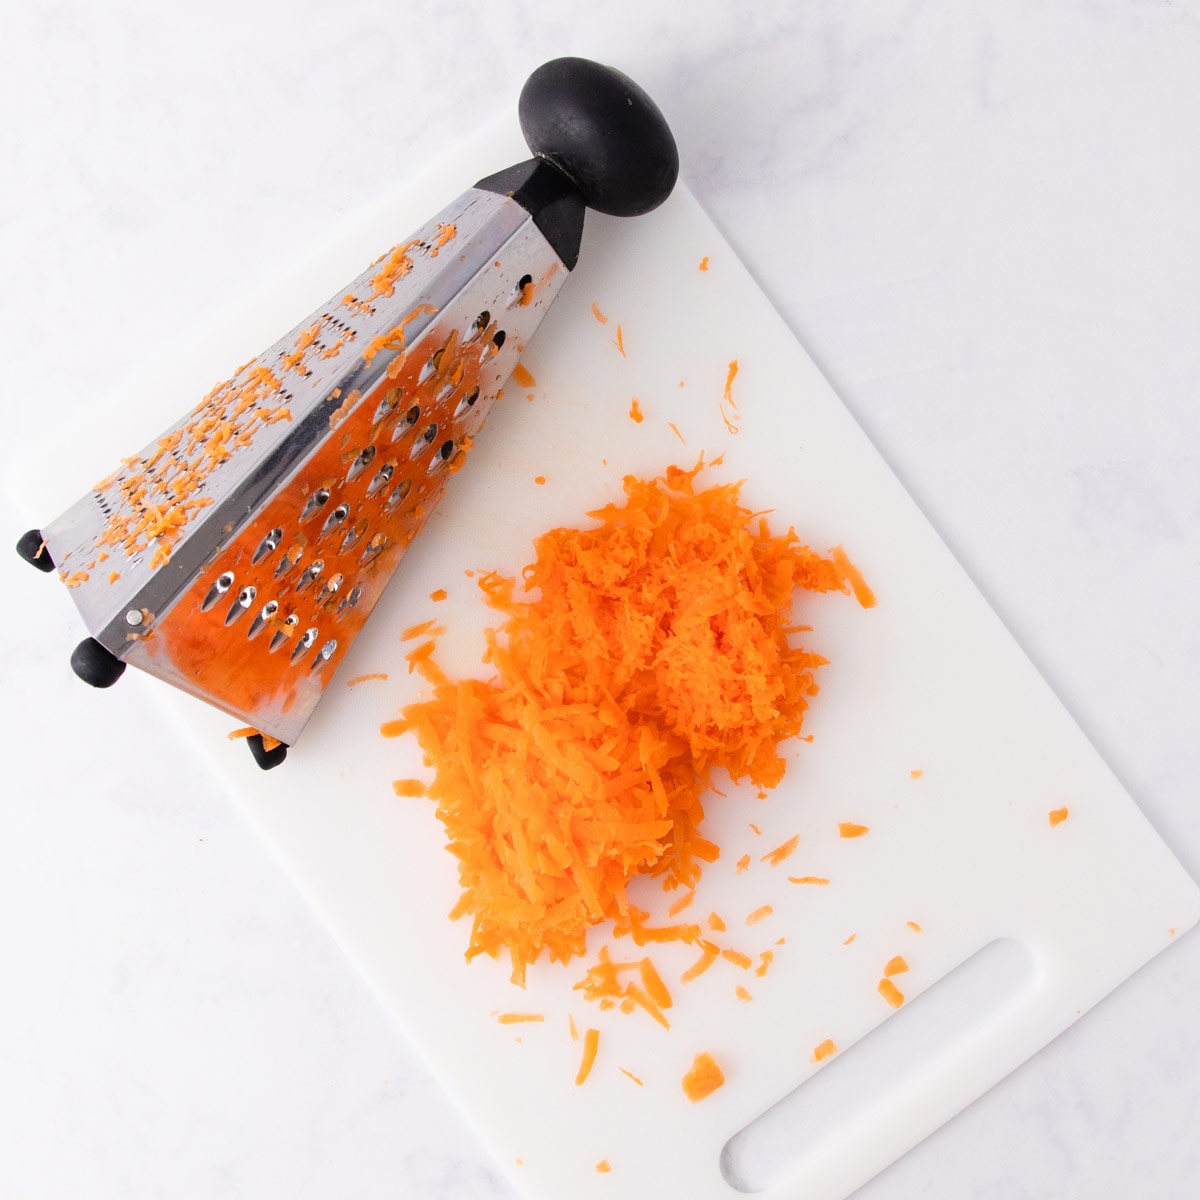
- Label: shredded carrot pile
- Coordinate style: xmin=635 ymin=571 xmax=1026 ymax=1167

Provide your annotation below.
xmin=388 ymin=460 xmax=867 ymax=984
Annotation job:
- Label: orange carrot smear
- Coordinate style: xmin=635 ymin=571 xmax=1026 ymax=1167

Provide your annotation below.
xmin=788 ymin=875 xmax=830 ymax=886
xmin=812 ymin=1039 xmax=837 ymax=1063
xmin=388 ymin=460 xmax=866 ymax=984
xmin=576 ymin=1028 xmax=600 ymax=1085
xmin=591 ymin=301 xmax=609 ymax=324
xmin=430 ymin=589 xmax=448 ymax=602
xmin=707 ymin=912 xmax=727 ymax=933
xmin=496 ymin=1012 xmax=544 ymax=1024
xmin=839 ymin=822 xmax=870 ymax=839
xmin=629 ymin=397 xmax=644 ymax=423
xmin=830 ymin=545 xmax=876 ymax=608
xmin=761 ymin=834 xmax=799 ymax=866
xmin=108 ymin=570 xmax=120 ymax=584
xmin=512 ymin=363 xmax=537 ymax=389
xmin=347 ymin=672 xmax=389 ymax=686
xmin=746 ymin=905 xmax=773 ymax=926
xmin=619 ymin=1067 xmax=644 ymax=1086
xmin=723 ymin=360 xmax=739 ymax=404
xmin=749 ymin=823 xmax=762 ymax=835
xmin=735 ymin=985 xmax=753 ymax=1003
xmin=736 ymin=854 xmax=752 ymax=874
xmin=884 ymin=955 xmax=909 ymax=977
xmin=681 ymin=1052 xmax=725 ymax=1103
xmin=1049 ymin=807 xmax=1069 ymax=827
xmin=878 ymin=978 xmax=905 ymax=1008
xmin=596 ymin=1161 xmax=611 ymax=1174
xmin=392 ymin=779 xmax=427 ymax=797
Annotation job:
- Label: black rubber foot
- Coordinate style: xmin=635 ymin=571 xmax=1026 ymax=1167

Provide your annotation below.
xmin=16 ymin=528 xmax=55 ymax=572
xmin=247 ymin=734 xmax=288 ymax=770
xmin=518 ymin=57 xmax=678 ymax=217
xmin=70 ymin=638 xmax=126 ymax=688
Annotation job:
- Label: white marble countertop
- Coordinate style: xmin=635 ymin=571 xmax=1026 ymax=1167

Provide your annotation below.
xmin=2 ymin=2 xmax=1198 ymax=1197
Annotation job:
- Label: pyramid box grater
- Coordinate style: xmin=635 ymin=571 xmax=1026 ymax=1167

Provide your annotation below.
xmin=16 ymin=57 xmax=678 ymax=768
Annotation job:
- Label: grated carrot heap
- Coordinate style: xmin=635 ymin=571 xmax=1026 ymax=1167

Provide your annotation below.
xmin=389 ymin=460 xmax=866 ymax=984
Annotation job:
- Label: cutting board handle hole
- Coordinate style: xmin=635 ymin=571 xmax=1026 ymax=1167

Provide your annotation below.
xmin=720 ymin=937 xmax=1037 ymax=1194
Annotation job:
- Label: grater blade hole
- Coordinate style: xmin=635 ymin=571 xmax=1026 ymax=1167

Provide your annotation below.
xmin=361 ymin=533 xmax=387 ymax=565
xmin=491 ymin=329 xmax=507 ymax=351
xmin=345 ymin=445 xmax=376 ymax=483
xmin=315 ymin=572 xmax=344 ymax=606
xmin=201 ymin=570 xmax=236 ymax=612
xmin=291 ymin=626 xmax=319 ymax=663
xmin=309 ymin=639 xmax=338 ymax=671
xmin=300 ymin=488 xmax=332 ymax=523
xmin=382 ymin=479 xmax=412 ymax=513
xmin=465 ymin=310 xmax=491 ymax=342
xmin=410 ymin=423 xmax=438 ymax=459
xmin=247 ymin=599 xmax=279 ymax=641
xmin=225 ymin=586 xmax=256 ymax=626
xmin=294 ymin=559 xmax=324 ymax=594
xmin=340 ymin=520 xmax=368 ymax=553
xmin=270 ymin=614 xmax=299 ymax=652
xmin=365 ymin=462 xmax=394 ymax=498
xmin=453 ymin=387 xmax=480 ymax=418
xmin=373 ymin=388 xmax=402 ymax=426
xmin=274 ymin=544 xmax=304 ymax=580
xmin=251 ymin=527 xmax=284 ymax=565
xmin=335 ymin=585 xmax=362 ymax=619
xmin=320 ymin=504 xmax=350 ymax=537
xmin=508 ymin=275 xmax=533 ymax=307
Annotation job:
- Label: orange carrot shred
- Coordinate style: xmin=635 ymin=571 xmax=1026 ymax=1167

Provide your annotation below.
xmin=829 ymin=545 xmax=876 ymax=608
xmin=429 ymin=589 xmax=448 ymax=602
xmin=746 ymin=905 xmax=773 ymax=926
xmin=812 ymin=1039 xmax=837 ymax=1063
xmin=736 ymin=854 xmax=751 ymax=874
xmin=754 ymin=950 xmax=774 ymax=977
xmin=722 ymin=949 xmax=753 ymax=970
xmin=629 ymin=397 xmax=644 ymax=423
xmin=639 ymin=958 xmax=673 ymax=1011
xmin=910 ymin=768 xmax=923 ymax=779
xmin=762 ymin=835 xmax=799 ymax=865
xmin=1049 ymin=807 xmax=1069 ymax=827
xmin=681 ymin=1052 xmax=725 ymax=1103
xmin=227 ymin=726 xmax=258 ymax=741
xmin=511 ymin=362 xmax=536 ymax=389
xmin=576 ymin=1028 xmax=600 ymax=1085
xmin=400 ymin=618 xmax=442 ymax=641
xmin=878 ymin=978 xmax=905 ymax=1008
xmin=735 ymin=985 xmax=753 ymax=1003
xmin=392 ymin=779 xmax=427 ymax=797
xmin=591 ymin=301 xmax=609 ymax=324
xmin=614 ymin=325 xmax=626 ymax=357
xmin=884 ymin=955 xmax=909 ymax=977
xmin=347 ymin=672 xmax=389 ymax=686
xmin=839 ymin=822 xmax=870 ymax=839
xmin=534 ymin=475 xmax=547 ymax=485
xmin=596 ymin=1161 xmax=611 ymax=1173
xmin=680 ymin=944 xmax=720 ymax=983
xmin=749 ymin=823 xmax=762 ymax=835
xmin=497 ymin=1012 xmax=544 ymax=1024
xmin=788 ymin=875 xmax=830 ymax=886
xmin=667 ymin=891 xmax=695 ymax=917
xmin=707 ymin=913 xmax=727 ymax=933
xmin=698 ymin=257 xmax=710 ymax=271
xmin=907 ymin=921 xmax=923 ymax=933
xmin=668 ymin=421 xmax=686 ymax=445
xmin=843 ymin=933 xmax=857 ymax=945
xmin=569 ymin=1014 xmax=579 ymax=1041
xmin=619 ymin=1067 xmax=644 ymax=1086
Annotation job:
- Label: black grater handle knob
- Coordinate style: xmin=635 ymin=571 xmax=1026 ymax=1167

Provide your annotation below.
xmin=70 ymin=638 xmax=126 ymax=688
xmin=16 ymin=528 xmax=56 ymax=572
xmin=518 ymin=58 xmax=678 ymax=218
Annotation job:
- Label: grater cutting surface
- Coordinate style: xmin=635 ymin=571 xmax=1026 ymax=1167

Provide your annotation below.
xmin=42 ymin=188 xmax=568 ymax=744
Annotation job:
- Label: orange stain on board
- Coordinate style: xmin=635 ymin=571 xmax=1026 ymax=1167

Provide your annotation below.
xmin=391 ymin=779 xmax=426 ymax=797
xmin=534 ymin=475 xmax=547 ymax=485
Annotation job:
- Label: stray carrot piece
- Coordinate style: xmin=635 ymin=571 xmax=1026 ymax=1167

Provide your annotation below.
xmin=107 ymin=570 xmax=120 ymax=584
xmin=392 ymin=779 xmax=426 ymax=797
xmin=907 ymin=921 xmax=923 ymax=933
xmin=667 ymin=891 xmax=695 ymax=918
xmin=788 ymin=876 xmax=830 ymax=886
xmin=723 ymin=360 xmax=739 ymax=403
xmin=619 ymin=1067 xmax=644 ymax=1086
xmin=754 ymin=950 xmax=774 ymax=977
xmin=735 ymin=985 xmax=753 ymax=1003
xmin=707 ymin=912 xmax=727 ymax=933
xmin=812 ymin=1039 xmax=837 ymax=1063
xmin=722 ymin=949 xmax=753 ymax=970
xmin=497 ymin=1012 xmax=544 ymax=1024
xmin=698 ymin=256 xmax=710 ymax=271
xmin=681 ymin=1052 xmax=725 ymax=1103
xmin=260 ymin=735 xmax=281 ymax=752
xmin=629 ymin=397 xmax=644 ymax=423
xmin=227 ymin=726 xmax=258 ymax=741
xmin=839 ymin=822 xmax=870 ymax=839
xmin=878 ymin=978 xmax=905 ymax=1008
xmin=591 ymin=301 xmax=609 ymax=324
xmin=534 ymin=475 xmax=547 ymax=485
xmin=668 ymin=421 xmax=687 ymax=445
xmin=762 ymin=835 xmax=799 ymax=866
xmin=746 ymin=905 xmax=773 ymax=926
xmin=680 ymin=944 xmax=720 ymax=983
xmin=1049 ymin=807 xmax=1069 ymax=827
xmin=429 ymin=589 xmax=448 ymax=602
xmin=639 ymin=959 xmax=673 ymax=1011
xmin=910 ymin=769 xmax=923 ymax=779
xmin=596 ymin=1161 xmax=611 ymax=1174
xmin=346 ymin=672 xmax=389 ymax=686
xmin=614 ymin=325 xmax=626 ymax=357
xmin=843 ymin=933 xmax=857 ymax=945
xmin=569 ymin=1014 xmax=579 ymax=1041
xmin=379 ymin=718 xmax=408 ymax=738
xmin=884 ymin=955 xmax=909 ymax=977
xmin=511 ymin=362 xmax=536 ymax=389
xmin=749 ymin=823 xmax=762 ymax=835
xmin=829 ymin=545 xmax=876 ymax=609
xmin=736 ymin=854 xmax=751 ymax=874
xmin=576 ymin=1028 xmax=600 ymax=1085
xmin=400 ymin=618 xmax=442 ymax=641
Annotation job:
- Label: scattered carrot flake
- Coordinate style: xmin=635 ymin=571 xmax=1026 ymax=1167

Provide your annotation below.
xmin=1049 ymin=807 xmax=1069 ymax=827
xmin=619 ymin=1067 xmax=644 ymax=1086
xmin=812 ymin=1039 xmax=837 ymax=1063
xmin=907 ymin=921 xmax=923 ymax=933
xmin=829 ymin=545 xmax=876 ymax=608
xmin=511 ymin=362 xmax=536 ymax=389
xmin=878 ymin=978 xmax=905 ymax=1008
xmin=575 ymin=1028 xmax=600 ymax=1085
xmin=736 ymin=854 xmax=752 ymax=874
xmin=746 ymin=905 xmax=773 ymax=926
xmin=400 ymin=618 xmax=444 ymax=642
xmin=735 ymin=985 xmax=753 ymax=1003
xmin=754 ymin=950 xmax=774 ymax=977
xmin=762 ymin=835 xmax=799 ymax=866
xmin=260 ymin=735 xmax=281 ymax=752
xmin=749 ymin=823 xmax=762 ymax=835
xmin=707 ymin=913 xmax=727 ymax=933
xmin=884 ymin=955 xmax=909 ymax=977
xmin=698 ymin=256 xmax=710 ymax=271
xmin=629 ymin=397 xmax=644 ymax=423
xmin=681 ymin=944 xmax=720 ymax=983
xmin=429 ymin=589 xmax=448 ymax=602
xmin=392 ymin=779 xmax=427 ymax=797
xmin=639 ymin=959 xmax=674 ymax=1011
xmin=497 ymin=1012 xmax=544 ymax=1025
xmin=667 ymin=891 xmax=695 ymax=918
xmin=788 ymin=875 xmax=830 ymax=886
xmin=668 ymin=421 xmax=687 ymax=445
xmin=614 ymin=325 xmax=626 ymax=357
xmin=346 ymin=672 xmax=389 ymax=686
xmin=534 ymin=475 xmax=547 ymax=485
xmin=722 ymin=949 xmax=753 ymax=970
xmin=107 ymin=570 xmax=120 ymax=584
xmin=723 ymin=360 xmax=739 ymax=403
xmin=569 ymin=1014 xmax=579 ymax=1041
xmin=843 ymin=932 xmax=857 ymax=945
xmin=910 ymin=768 xmax=923 ymax=779
xmin=596 ymin=1161 xmax=611 ymax=1174
xmin=227 ymin=726 xmax=259 ymax=741
xmin=681 ymin=1052 xmax=725 ymax=1103
xmin=591 ymin=301 xmax=609 ymax=324
xmin=838 ymin=822 xmax=870 ymax=839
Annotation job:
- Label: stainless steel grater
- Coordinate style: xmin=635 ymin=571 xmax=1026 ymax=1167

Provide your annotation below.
xmin=17 ymin=57 xmax=678 ymax=767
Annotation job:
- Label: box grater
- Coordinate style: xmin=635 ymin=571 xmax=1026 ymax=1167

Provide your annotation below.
xmin=16 ymin=57 xmax=678 ymax=767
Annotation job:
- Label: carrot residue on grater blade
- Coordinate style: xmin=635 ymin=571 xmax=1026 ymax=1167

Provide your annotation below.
xmin=385 ymin=459 xmax=870 ymax=987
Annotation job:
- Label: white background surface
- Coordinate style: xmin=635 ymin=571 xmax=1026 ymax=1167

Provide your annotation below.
xmin=1 ymin=2 xmax=1197 ymax=1198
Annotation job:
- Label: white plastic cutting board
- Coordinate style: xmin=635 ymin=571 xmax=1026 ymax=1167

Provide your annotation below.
xmin=20 ymin=118 xmax=1200 ymax=1200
